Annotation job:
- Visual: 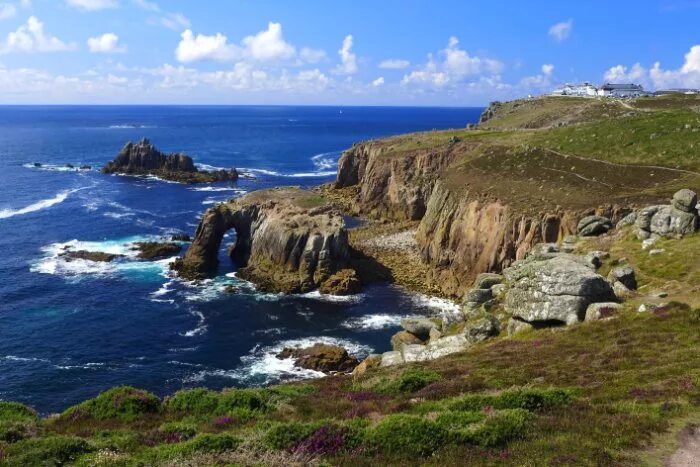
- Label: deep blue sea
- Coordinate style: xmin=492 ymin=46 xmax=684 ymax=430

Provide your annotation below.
xmin=0 ymin=106 xmax=481 ymax=414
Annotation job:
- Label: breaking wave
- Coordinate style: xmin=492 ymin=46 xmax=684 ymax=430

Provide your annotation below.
xmin=0 ymin=188 xmax=85 ymax=220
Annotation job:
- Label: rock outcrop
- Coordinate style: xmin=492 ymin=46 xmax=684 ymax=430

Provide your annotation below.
xmin=503 ymin=253 xmax=616 ymax=325
xmin=276 ymin=344 xmax=359 ymax=373
xmin=61 ymin=250 xmax=122 ymax=262
xmin=133 ymin=242 xmax=182 ymax=260
xmin=631 ymin=189 xmax=699 ymax=240
xmin=172 ymin=188 xmax=354 ymax=294
xmin=102 ymin=139 xmax=238 ymax=184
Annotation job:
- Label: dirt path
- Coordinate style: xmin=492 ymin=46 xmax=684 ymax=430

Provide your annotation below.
xmin=666 ymin=425 xmax=700 ymax=466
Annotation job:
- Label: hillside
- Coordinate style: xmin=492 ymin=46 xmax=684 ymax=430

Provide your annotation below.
xmin=3 ymin=95 xmax=700 ymax=466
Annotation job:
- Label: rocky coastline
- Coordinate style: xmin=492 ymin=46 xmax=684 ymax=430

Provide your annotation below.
xmin=102 ymin=138 xmax=238 ymax=184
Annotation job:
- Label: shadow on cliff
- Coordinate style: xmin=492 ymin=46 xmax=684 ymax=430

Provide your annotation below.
xmin=348 ymin=246 xmax=394 ymax=284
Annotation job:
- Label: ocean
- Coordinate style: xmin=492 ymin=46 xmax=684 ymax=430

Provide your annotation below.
xmin=0 ymin=105 xmax=482 ymax=414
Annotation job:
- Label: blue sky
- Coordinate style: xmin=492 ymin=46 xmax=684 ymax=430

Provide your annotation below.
xmin=0 ymin=0 xmax=699 ymax=105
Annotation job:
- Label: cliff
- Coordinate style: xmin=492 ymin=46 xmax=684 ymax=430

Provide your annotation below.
xmin=102 ymin=138 xmax=238 ymax=184
xmin=172 ymin=188 xmax=354 ymax=294
xmin=332 ymin=102 xmax=700 ymax=297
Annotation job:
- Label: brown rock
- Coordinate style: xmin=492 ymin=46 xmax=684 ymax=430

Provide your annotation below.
xmin=352 ymin=354 xmax=382 ymax=377
xmin=276 ymin=343 xmax=359 ymax=373
xmin=390 ymin=330 xmax=424 ymax=351
xmin=61 ymin=250 xmax=122 ymax=262
xmin=133 ymin=242 xmax=181 ymax=260
xmin=319 ymin=269 xmax=361 ymax=295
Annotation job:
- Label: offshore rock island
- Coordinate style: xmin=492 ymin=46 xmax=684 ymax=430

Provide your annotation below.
xmin=4 ymin=94 xmax=700 ymax=466
xmin=102 ymin=138 xmax=239 ymax=184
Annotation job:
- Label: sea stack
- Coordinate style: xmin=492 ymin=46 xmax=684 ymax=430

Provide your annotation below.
xmin=102 ymin=138 xmax=238 ymax=184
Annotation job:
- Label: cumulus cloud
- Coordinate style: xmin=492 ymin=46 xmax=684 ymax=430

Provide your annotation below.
xmin=542 ymin=63 xmax=554 ymax=75
xmin=549 ymin=19 xmax=573 ymax=42
xmin=66 ymin=0 xmax=118 ymax=11
xmin=371 ymin=76 xmax=384 ymax=87
xmin=0 ymin=16 xmax=75 ymax=54
xmin=379 ymin=59 xmax=409 ymax=69
xmin=401 ymin=36 xmax=503 ymax=87
xmin=333 ymin=35 xmax=357 ymax=74
xmin=604 ymin=45 xmax=700 ymax=89
xmin=87 ymin=32 xmax=125 ymax=53
xmin=176 ymin=22 xmax=298 ymax=63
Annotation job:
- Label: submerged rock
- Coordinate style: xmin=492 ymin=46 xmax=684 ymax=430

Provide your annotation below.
xmin=276 ymin=344 xmax=359 ymax=373
xmin=102 ymin=138 xmax=238 ymax=184
xmin=61 ymin=250 xmax=122 ymax=262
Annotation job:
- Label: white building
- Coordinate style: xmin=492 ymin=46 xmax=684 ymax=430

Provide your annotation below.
xmin=551 ymin=82 xmax=649 ymax=98
xmin=551 ymin=82 xmax=599 ymax=97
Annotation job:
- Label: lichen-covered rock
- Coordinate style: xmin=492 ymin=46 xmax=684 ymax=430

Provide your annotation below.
xmin=585 ymin=302 xmax=623 ymax=321
xmin=506 ymin=318 xmax=534 ymax=336
xmin=503 ymin=255 xmax=616 ymax=325
xmin=319 ymin=268 xmax=361 ymax=296
xmin=276 ymin=344 xmax=358 ymax=373
xmin=672 ymin=189 xmax=698 ymax=213
xmin=400 ymin=335 xmax=469 ymax=363
xmin=634 ymin=190 xmax=699 ymax=239
xmin=172 ymin=188 xmax=350 ymax=294
xmin=380 ymin=350 xmax=403 ymax=367
xmin=473 ymin=273 xmax=504 ymax=290
xmin=399 ymin=317 xmax=437 ymax=340
xmin=463 ymin=314 xmax=500 ymax=344
xmin=390 ymin=331 xmax=424 ymax=351
xmin=577 ymin=215 xmax=612 ymax=237
xmin=608 ymin=266 xmax=637 ymax=291
xmin=463 ymin=288 xmax=493 ymax=305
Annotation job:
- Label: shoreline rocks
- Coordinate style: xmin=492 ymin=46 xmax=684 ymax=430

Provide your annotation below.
xmin=102 ymin=138 xmax=238 ymax=184
xmin=61 ymin=250 xmax=122 ymax=262
xmin=276 ymin=344 xmax=359 ymax=373
xmin=132 ymin=242 xmax=182 ymax=260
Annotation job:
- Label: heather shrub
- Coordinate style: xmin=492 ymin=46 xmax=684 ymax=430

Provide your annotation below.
xmin=89 ymin=430 xmax=143 ymax=452
xmin=3 ymin=436 xmax=93 ymax=466
xmin=376 ymin=369 xmax=442 ymax=394
xmin=159 ymin=422 xmax=197 ymax=441
xmin=61 ymin=386 xmax=161 ymax=422
xmin=369 ymin=414 xmax=448 ymax=456
xmin=144 ymin=433 xmax=240 ymax=461
xmin=291 ymin=424 xmax=348 ymax=456
xmin=264 ymin=421 xmax=324 ymax=450
xmin=460 ymin=409 xmax=531 ymax=447
xmin=445 ymin=388 xmax=573 ymax=412
xmin=218 ymin=388 xmax=268 ymax=412
xmin=434 ymin=410 xmax=485 ymax=431
xmin=0 ymin=401 xmax=39 ymax=443
xmin=165 ymin=388 xmax=219 ymax=415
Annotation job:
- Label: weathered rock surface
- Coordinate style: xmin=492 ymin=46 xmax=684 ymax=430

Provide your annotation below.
xmin=390 ymin=331 xmax=424 ymax=351
xmin=608 ymin=266 xmax=637 ymax=291
xmin=399 ymin=317 xmax=437 ymax=340
xmin=585 ymin=302 xmax=623 ymax=321
xmin=133 ymin=242 xmax=181 ymax=260
xmin=319 ymin=269 xmax=361 ymax=295
xmin=577 ymin=215 xmax=612 ymax=237
xmin=352 ymin=354 xmax=382 ymax=377
xmin=503 ymin=255 xmax=616 ymax=325
xmin=276 ymin=344 xmax=359 ymax=373
xmin=102 ymin=138 xmax=238 ymax=184
xmin=172 ymin=188 xmax=352 ymax=294
xmin=463 ymin=314 xmax=500 ymax=344
xmin=633 ymin=190 xmax=699 ymax=239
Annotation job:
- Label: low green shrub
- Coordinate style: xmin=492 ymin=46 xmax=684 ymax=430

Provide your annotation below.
xmin=144 ymin=433 xmax=240 ymax=461
xmin=370 ymin=414 xmax=448 ymax=457
xmin=165 ymin=388 xmax=219 ymax=415
xmin=460 ymin=409 xmax=531 ymax=447
xmin=434 ymin=411 xmax=485 ymax=431
xmin=264 ymin=421 xmax=323 ymax=450
xmin=3 ymin=436 xmax=93 ymax=466
xmin=0 ymin=401 xmax=38 ymax=422
xmin=159 ymin=422 xmax=197 ymax=440
xmin=61 ymin=386 xmax=161 ymax=422
xmin=89 ymin=430 xmax=143 ymax=452
xmin=376 ymin=369 xmax=442 ymax=394
xmin=446 ymin=388 xmax=573 ymax=412
xmin=218 ymin=388 xmax=268 ymax=412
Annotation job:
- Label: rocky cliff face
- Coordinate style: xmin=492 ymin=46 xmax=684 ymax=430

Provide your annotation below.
xmin=102 ymin=139 xmax=238 ymax=184
xmin=172 ymin=188 xmax=352 ymax=294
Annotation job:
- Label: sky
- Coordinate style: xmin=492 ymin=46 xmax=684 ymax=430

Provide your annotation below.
xmin=0 ymin=0 xmax=699 ymax=105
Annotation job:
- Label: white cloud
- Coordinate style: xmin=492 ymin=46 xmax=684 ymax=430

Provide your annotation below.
xmin=132 ymin=0 xmax=157 ymax=11
xmin=402 ymin=37 xmax=503 ymax=88
xmin=549 ymin=19 xmax=573 ymax=42
xmin=66 ymin=0 xmax=118 ymax=11
xmin=542 ymin=63 xmax=554 ymax=75
xmin=242 ymin=22 xmax=295 ymax=61
xmin=371 ymin=76 xmax=384 ymax=87
xmin=379 ymin=59 xmax=409 ymax=69
xmin=0 ymin=3 xmax=16 ymax=20
xmin=176 ymin=22 xmax=298 ymax=63
xmin=300 ymin=47 xmax=326 ymax=63
xmin=87 ymin=33 xmax=125 ymax=53
xmin=176 ymin=29 xmax=239 ymax=63
xmin=603 ymin=45 xmax=700 ymax=89
xmin=334 ymin=35 xmax=357 ymax=74
xmin=0 ymin=16 xmax=75 ymax=54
